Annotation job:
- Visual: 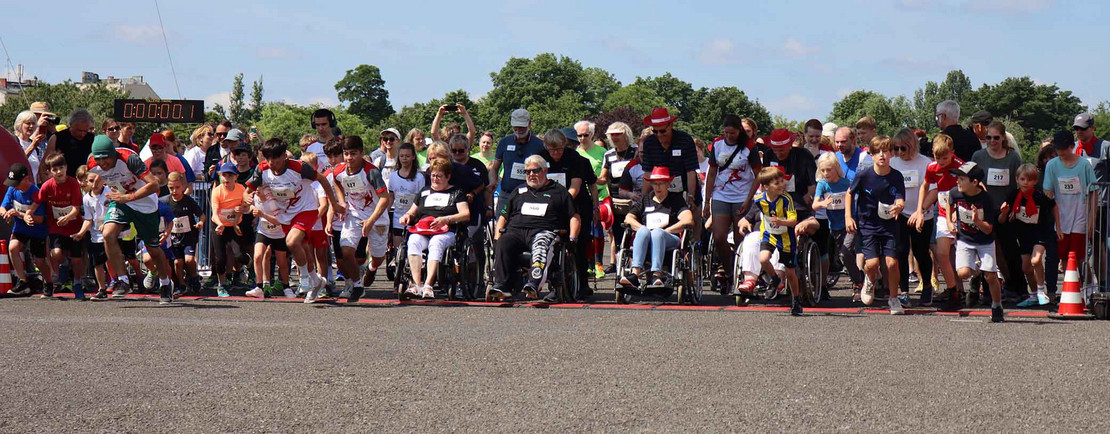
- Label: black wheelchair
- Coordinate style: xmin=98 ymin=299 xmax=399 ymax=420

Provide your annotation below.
xmin=486 ymin=228 xmax=578 ymax=303
xmin=729 ymin=230 xmax=820 ymax=307
xmin=392 ymin=224 xmax=472 ymax=301
xmin=614 ymin=223 xmax=702 ymax=305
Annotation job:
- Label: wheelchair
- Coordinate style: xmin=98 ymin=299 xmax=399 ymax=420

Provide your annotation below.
xmin=458 ymin=220 xmax=495 ymax=300
xmin=614 ymin=223 xmax=702 ymax=305
xmin=487 ymin=229 xmax=578 ymax=303
xmin=392 ymin=224 xmax=471 ymax=301
xmin=729 ymin=230 xmax=820 ymax=307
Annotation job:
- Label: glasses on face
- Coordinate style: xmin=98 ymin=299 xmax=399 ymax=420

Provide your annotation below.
xmin=547 ymin=147 xmax=565 ymax=153
xmin=1074 ymin=126 xmax=1090 ymax=131
xmin=215 ymin=132 xmax=228 ymax=138
xmin=577 ymin=133 xmax=590 ymax=138
xmin=106 ymin=127 xmax=120 ymax=132
xmin=986 ymin=135 xmax=1002 ymax=141
xmin=523 ymin=168 xmax=543 ymax=175
xmin=451 ymin=148 xmax=467 ymax=154
xmin=380 ymin=136 xmax=396 ymax=142
xmin=894 ymin=146 xmax=907 ymax=152
xmin=653 ymin=128 xmax=668 ymax=135
xmin=205 ymin=132 xmax=215 ymax=138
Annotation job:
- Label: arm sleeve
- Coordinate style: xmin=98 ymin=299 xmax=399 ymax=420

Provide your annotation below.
xmin=82 ymin=196 xmax=94 ymax=220
xmin=3 ymin=189 xmax=14 ymax=208
xmin=707 ymin=143 xmax=718 ymax=168
xmin=294 ymin=160 xmax=318 ymax=181
xmin=69 ymin=181 xmax=82 ymax=207
xmin=628 ymin=196 xmax=643 ymax=219
xmin=815 ymin=181 xmax=828 ymax=199
xmin=126 ymin=153 xmax=150 ymax=178
xmin=494 ymin=137 xmax=506 ymax=160
xmin=785 ymin=196 xmax=797 ymax=221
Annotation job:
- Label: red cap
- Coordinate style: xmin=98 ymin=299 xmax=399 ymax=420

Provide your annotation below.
xmin=767 ymin=129 xmax=796 ymax=148
xmin=148 ymin=133 xmax=166 ymax=148
xmin=643 ymin=108 xmax=678 ymax=127
xmin=644 ymin=166 xmax=674 ymax=182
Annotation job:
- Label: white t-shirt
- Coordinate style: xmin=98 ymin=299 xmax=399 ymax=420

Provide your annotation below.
xmin=707 ymin=139 xmax=756 ymax=204
xmin=20 ymin=137 xmax=42 ymax=182
xmin=253 ymin=195 xmax=286 ymax=240
xmin=310 ymin=181 xmax=326 ymax=231
xmin=86 ymin=148 xmax=159 ymax=213
xmin=388 ymin=170 xmax=426 ymax=228
xmin=246 ymin=160 xmax=320 ymax=225
xmin=82 ymin=190 xmax=110 ymax=243
xmin=333 ymin=160 xmax=389 ymax=226
xmin=184 ymin=146 xmax=206 ymax=178
xmin=306 ymin=141 xmax=330 ymax=170
xmin=890 ymin=154 xmax=934 ymax=218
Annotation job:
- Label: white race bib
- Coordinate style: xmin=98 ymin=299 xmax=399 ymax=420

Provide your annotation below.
xmin=611 ymin=161 xmax=630 ymax=178
xmin=826 ymin=192 xmax=846 ymax=210
xmin=646 ymin=212 xmax=670 ymax=229
xmin=785 ymin=175 xmax=797 ymax=193
xmin=668 ymin=177 xmax=683 ymax=193
xmin=106 ymin=181 xmax=125 ymax=193
xmin=1057 ymin=176 xmax=1080 ymax=195
xmin=51 ymin=205 xmax=74 ymax=221
xmin=672 ymin=149 xmax=682 ymax=157
xmin=220 ymin=208 xmax=239 ymax=224
xmin=395 ymin=193 xmax=415 ymax=209
xmin=12 ymin=202 xmax=29 ymax=213
xmin=1015 ymin=206 xmax=1038 ymax=224
xmin=878 ymin=202 xmax=895 ymax=220
xmin=271 ymin=186 xmax=294 ymax=200
xmin=902 ymin=170 xmax=921 ymax=188
xmin=986 ymin=168 xmax=1010 ymax=187
xmin=424 ymin=192 xmax=450 ymax=208
xmin=341 ymin=175 xmax=368 ymax=194
xmin=957 ymin=205 xmax=980 ymax=225
xmin=549 ymin=172 xmax=567 ymax=187
xmin=938 ymin=191 xmax=950 ymax=210
xmin=510 ymin=162 xmax=527 ymax=180
xmin=506 ymin=144 xmax=517 ymax=152
xmin=171 ymin=216 xmax=191 ymax=233
xmin=521 ymin=202 xmax=548 ymax=217
xmin=260 ymin=220 xmax=281 ymax=233
xmin=761 ymin=214 xmax=787 ymax=235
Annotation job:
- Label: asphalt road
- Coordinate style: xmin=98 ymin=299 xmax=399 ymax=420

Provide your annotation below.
xmin=1 ymin=288 xmax=1108 ymax=433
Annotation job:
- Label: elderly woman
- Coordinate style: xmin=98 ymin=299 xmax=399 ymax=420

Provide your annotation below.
xmin=398 ymin=158 xmax=470 ymax=299
xmin=12 ymin=110 xmax=51 ymax=183
xmin=892 ymin=128 xmax=936 ymax=304
xmin=598 ymin=121 xmax=637 ymax=271
xmin=621 ymin=166 xmax=694 ymax=288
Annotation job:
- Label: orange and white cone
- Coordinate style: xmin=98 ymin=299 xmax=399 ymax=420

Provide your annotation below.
xmin=1048 ymin=252 xmax=1094 ymax=320
xmin=0 ymin=240 xmax=11 ymax=294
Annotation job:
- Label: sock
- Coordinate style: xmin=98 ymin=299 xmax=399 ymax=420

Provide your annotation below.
xmin=159 ymin=277 xmax=171 ymax=286
xmin=1036 ymin=285 xmax=1047 ymax=294
xmin=263 ymin=280 xmax=271 ymax=286
xmin=299 ymin=266 xmax=310 ymax=280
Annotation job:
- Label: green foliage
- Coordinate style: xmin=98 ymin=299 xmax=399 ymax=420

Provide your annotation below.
xmin=772 ymin=114 xmax=804 ymax=132
xmin=687 ymin=86 xmax=772 ymax=140
xmin=602 ymin=84 xmax=667 ymax=116
xmin=829 ymin=90 xmax=914 ymax=136
xmin=1092 ymin=102 xmax=1110 ymax=141
xmin=482 ymin=54 xmax=607 ymax=135
xmin=229 ymin=73 xmax=246 ymax=126
xmin=972 ymin=77 xmax=1085 ymax=146
xmin=0 ymin=81 xmax=127 ymax=131
xmin=631 ymin=73 xmax=702 ymax=123
xmin=254 ymin=102 xmax=368 ymax=154
xmin=335 ymin=64 xmax=394 ymax=127
xmin=911 ymin=70 xmax=974 ymax=133
xmin=249 ymin=76 xmax=264 ymax=123
xmin=374 ymin=89 xmax=477 ymax=147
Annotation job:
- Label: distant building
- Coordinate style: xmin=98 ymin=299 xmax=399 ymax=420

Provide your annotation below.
xmin=78 ymin=71 xmax=160 ymax=100
xmin=0 ymin=65 xmax=40 ymax=105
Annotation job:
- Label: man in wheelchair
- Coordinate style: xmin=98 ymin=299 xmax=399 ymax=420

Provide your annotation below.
xmin=397 ymin=158 xmax=471 ymax=299
xmin=489 ymin=155 xmax=581 ymax=302
xmin=619 ymin=166 xmax=694 ymax=291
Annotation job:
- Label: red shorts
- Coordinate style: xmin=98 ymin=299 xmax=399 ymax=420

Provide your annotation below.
xmin=1058 ymin=233 xmax=1086 ymax=265
xmin=308 ymin=230 xmax=329 ymax=248
xmin=282 ymin=210 xmax=320 ymax=236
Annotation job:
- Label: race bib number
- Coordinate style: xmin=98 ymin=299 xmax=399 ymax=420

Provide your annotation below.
xmin=549 ymin=172 xmax=567 ymax=187
xmin=171 ymin=216 xmax=191 ymax=233
xmin=521 ymin=202 xmax=548 ymax=217
xmin=878 ymin=202 xmax=895 ymax=220
xmin=611 ymin=161 xmax=630 ymax=178
xmin=957 ymin=205 xmax=980 ymax=225
xmin=785 ymin=175 xmax=796 ymax=193
xmin=1057 ymin=176 xmax=1080 ymax=195
xmin=271 ymin=186 xmax=294 ymax=200
xmin=260 ymin=220 xmax=280 ymax=233
xmin=220 ymin=209 xmax=239 ymax=224
xmin=902 ymin=170 xmax=920 ymax=188
xmin=761 ymin=214 xmax=787 ymax=235
xmin=51 ymin=205 xmax=74 ymax=221
xmin=510 ymin=162 xmax=527 ymax=180
xmin=668 ymin=177 xmax=683 ymax=193
xmin=395 ymin=193 xmax=415 ymax=209
xmin=13 ymin=202 xmax=29 ymax=213
xmin=1015 ymin=206 xmax=1038 ymax=224
xmin=826 ymin=192 xmax=846 ymax=210
xmin=646 ymin=212 xmax=670 ymax=229
xmin=938 ymin=191 xmax=950 ymax=210
xmin=425 ymin=193 xmax=450 ymax=208
xmin=341 ymin=175 xmax=368 ymax=194
xmin=986 ymin=168 xmax=1010 ymax=187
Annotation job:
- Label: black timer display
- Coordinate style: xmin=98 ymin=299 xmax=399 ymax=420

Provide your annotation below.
xmin=113 ymin=99 xmax=205 ymax=123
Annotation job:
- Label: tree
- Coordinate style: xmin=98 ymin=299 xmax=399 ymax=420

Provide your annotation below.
xmin=374 ymin=89 xmax=479 ymax=146
xmin=602 ymin=84 xmax=667 ymax=116
xmin=687 ymin=86 xmax=772 ymax=141
xmin=335 ymin=65 xmax=395 ymax=127
xmin=0 ymin=81 xmax=127 ymax=131
xmin=229 ymin=73 xmax=246 ymax=126
xmin=482 ymin=53 xmax=609 ymax=135
xmin=972 ymin=77 xmax=1085 ymax=146
xmin=772 ymin=114 xmax=804 ymax=132
xmin=249 ymin=76 xmax=264 ymax=124
xmin=254 ymin=102 xmax=368 ymax=154
xmin=590 ymin=106 xmax=647 ymax=142
xmin=1092 ymin=102 xmax=1110 ymax=142
xmin=911 ymin=70 xmax=974 ymax=133
xmin=828 ymin=90 xmax=910 ymax=135
xmin=632 ymin=73 xmax=702 ymax=122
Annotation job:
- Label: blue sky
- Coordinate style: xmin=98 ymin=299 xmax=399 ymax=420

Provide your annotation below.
xmin=2 ymin=0 xmax=1105 ymax=122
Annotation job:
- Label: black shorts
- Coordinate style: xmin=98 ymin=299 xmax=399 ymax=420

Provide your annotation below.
xmin=88 ymin=242 xmax=108 ymax=266
xmin=861 ymin=232 xmax=897 ymax=260
xmin=814 ymin=219 xmax=831 ymax=256
xmin=1015 ymin=228 xmax=1049 ymax=256
xmin=119 ymin=239 xmax=137 ymax=259
xmin=258 ymin=236 xmax=289 ymax=252
xmin=760 ymin=241 xmax=796 ymax=268
xmin=11 ymin=233 xmax=46 ymax=258
xmin=170 ymin=244 xmax=197 ymax=259
xmin=48 ymin=234 xmax=82 ymax=257
xmin=331 ymin=229 xmax=343 ymax=259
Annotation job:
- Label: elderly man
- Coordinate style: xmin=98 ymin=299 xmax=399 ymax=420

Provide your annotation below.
xmin=936 ymin=100 xmax=980 ymax=162
xmin=206 ymin=129 xmax=244 ymax=182
xmin=1073 ymin=112 xmax=1106 ymax=165
xmin=489 ymin=154 xmax=581 ymax=302
xmin=490 ymin=108 xmax=545 ymax=217
xmin=46 ymin=109 xmax=95 ymax=178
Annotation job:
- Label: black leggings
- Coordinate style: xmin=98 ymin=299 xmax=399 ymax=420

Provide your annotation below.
xmin=211 ymin=225 xmax=250 ymax=278
xmin=896 ymin=214 xmax=934 ymax=293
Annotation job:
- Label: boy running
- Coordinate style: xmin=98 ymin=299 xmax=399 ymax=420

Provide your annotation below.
xmin=30 ymin=155 xmax=85 ymax=299
xmin=1 ymin=163 xmax=50 ymax=296
xmin=844 ymin=136 xmax=906 ymax=314
xmin=946 ymin=162 xmax=1005 ymax=322
xmin=1002 ymin=164 xmax=1056 ymax=307
xmin=331 ymin=136 xmax=390 ymax=303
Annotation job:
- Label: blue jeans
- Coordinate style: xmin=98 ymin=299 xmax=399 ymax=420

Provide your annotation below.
xmin=631 ymin=227 xmax=680 ymax=272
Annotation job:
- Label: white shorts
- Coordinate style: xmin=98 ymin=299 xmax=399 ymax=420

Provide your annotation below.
xmin=955 ymin=240 xmax=998 ymax=273
xmin=935 ymin=218 xmax=956 ymax=240
xmin=739 ymin=231 xmax=785 ymax=274
xmin=407 ymin=232 xmax=456 ymax=263
xmin=340 ymin=219 xmax=389 ymax=257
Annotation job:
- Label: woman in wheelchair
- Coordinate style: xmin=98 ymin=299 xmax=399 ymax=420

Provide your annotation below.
xmin=620 ymin=166 xmax=694 ymax=288
xmin=397 ymin=158 xmax=470 ymax=299
xmin=490 ymin=155 xmax=581 ymax=301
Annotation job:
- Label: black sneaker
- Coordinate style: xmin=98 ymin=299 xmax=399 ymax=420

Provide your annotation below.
xmin=91 ymin=289 xmax=109 ymax=300
xmin=347 ymin=286 xmax=364 ymax=303
xmin=920 ymin=287 xmax=934 ymax=307
xmin=542 ymin=291 xmax=559 ymax=303
xmin=603 ymin=264 xmax=616 ymax=275
xmin=485 ymin=286 xmax=508 ymax=302
xmin=820 ymin=286 xmax=831 ymax=302
xmin=361 ymin=268 xmax=377 ymax=287
xmin=522 ymin=283 xmax=539 ymax=300
xmin=943 ymin=289 xmax=961 ymax=312
xmin=576 ymin=287 xmax=593 ymax=302
xmin=791 ymin=297 xmax=803 ymax=316
xmin=159 ymin=285 xmax=173 ymax=305
xmin=40 ymin=282 xmax=57 ymax=299
xmin=110 ymin=280 xmax=130 ymax=298
xmin=991 ymin=306 xmax=1004 ymax=323
xmin=8 ymin=280 xmax=31 ymax=296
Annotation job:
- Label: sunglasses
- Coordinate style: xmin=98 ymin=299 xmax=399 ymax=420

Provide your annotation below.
xmin=451 ymin=148 xmax=467 ymax=154
xmin=546 ymin=147 xmax=565 ymax=153
xmin=380 ymin=136 xmax=396 ymax=142
xmin=986 ymin=135 xmax=1003 ymax=141
xmin=205 ymin=132 xmax=215 ymax=137
xmin=215 ymin=132 xmax=228 ymax=137
xmin=1074 ymin=126 xmax=1090 ymax=131
xmin=577 ymin=133 xmax=590 ymax=138
xmin=523 ymin=168 xmax=543 ymax=175
xmin=894 ymin=146 xmax=907 ymax=152
xmin=106 ymin=127 xmax=121 ymax=132
xmin=653 ymin=128 xmax=668 ymax=135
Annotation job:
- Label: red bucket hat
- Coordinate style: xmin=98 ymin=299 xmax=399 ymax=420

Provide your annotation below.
xmin=599 ymin=197 xmax=614 ymax=230
xmin=767 ymin=129 xmax=796 ymax=148
xmin=408 ymin=215 xmax=450 ymax=236
xmin=644 ymin=166 xmax=674 ymax=182
xmin=643 ymin=108 xmax=678 ymax=127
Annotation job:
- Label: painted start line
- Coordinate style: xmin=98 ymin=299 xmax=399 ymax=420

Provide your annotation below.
xmin=20 ymin=292 xmax=1057 ymax=318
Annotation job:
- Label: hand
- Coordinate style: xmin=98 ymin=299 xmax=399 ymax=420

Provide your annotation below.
xmin=71 ymin=231 xmax=86 ymax=241
xmin=362 ymin=219 xmax=374 ymax=237
xmin=770 ymin=217 xmax=784 ymax=226
xmin=23 ymin=213 xmax=35 ymax=226
xmin=238 ymin=202 xmax=251 ymax=213
xmin=399 ymin=214 xmax=412 ymax=226
xmin=908 ymin=211 xmax=923 ymax=232
xmin=252 ymin=208 xmax=262 ymax=218
xmin=702 ymin=205 xmax=711 ymax=220
xmin=3 ymin=209 xmax=15 ymax=220
xmin=30 ymin=132 xmax=45 ymax=145
xmin=889 ymin=203 xmax=904 ymax=217
xmin=216 ymin=225 xmax=226 ymax=235
xmin=333 ymin=203 xmax=347 ymax=218
xmin=160 ymin=230 xmax=170 ymax=244
xmin=106 ymin=191 xmax=130 ymax=203
xmin=999 ymin=201 xmax=1010 ymax=216
xmin=1057 ymin=229 xmax=1065 ymax=241
xmin=456 ymin=103 xmax=468 ymax=115
xmin=737 ymin=219 xmax=752 ymax=235
xmin=248 ymin=132 xmax=259 ymax=142
xmin=57 ymin=214 xmax=73 ymax=227
xmin=194 ymin=221 xmax=204 ymax=230
xmin=430 ymin=216 xmax=450 ymax=229
xmin=846 ymin=216 xmax=857 ymax=234
xmin=233 ymin=226 xmax=243 ymax=236
xmin=948 ymin=219 xmax=957 ymax=235
xmin=438 ymin=105 xmax=448 ymax=115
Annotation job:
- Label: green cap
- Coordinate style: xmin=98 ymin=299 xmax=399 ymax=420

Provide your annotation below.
xmin=91 ymin=135 xmax=117 ymax=159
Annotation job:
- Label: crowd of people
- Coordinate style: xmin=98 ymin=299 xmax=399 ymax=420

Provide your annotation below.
xmin=3 ymin=100 xmax=1107 ymax=323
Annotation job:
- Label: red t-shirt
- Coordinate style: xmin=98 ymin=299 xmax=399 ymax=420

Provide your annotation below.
xmin=35 ymin=176 xmax=83 ymax=235
xmin=923 ymin=157 xmax=965 ymax=218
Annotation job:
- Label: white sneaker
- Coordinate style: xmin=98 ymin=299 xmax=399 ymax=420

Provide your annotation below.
xmin=421 ymin=285 xmax=435 ymax=299
xmin=861 ymin=277 xmax=875 ymax=306
xmin=888 ymin=297 xmax=905 ymax=315
xmin=283 ymin=288 xmax=297 ymax=298
xmin=304 ymin=276 xmax=323 ymax=304
xmin=245 ymin=288 xmax=265 ymax=298
xmin=405 ymin=285 xmax=421 ymax=298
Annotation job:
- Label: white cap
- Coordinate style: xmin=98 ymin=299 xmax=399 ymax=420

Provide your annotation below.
xmin=380 ymin=127 xmax=401 ymax=139
xmin=510 ymin=108 xmax=531 ymax=127
xmin=822 ymin=122 xmax=839 ymax=137
xmin=605 ymin=124 xmax=624 ymax=135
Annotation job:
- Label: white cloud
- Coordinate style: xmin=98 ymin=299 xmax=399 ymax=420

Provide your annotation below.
xmin=767 ymin=94 xmax=817 ymax=113
xmin=113 ymin=24 xmax=162 ymax=44
xmin=204 ymin=92 xmax=231 ymax=109
xmin=836 ymin=88 xmax=855 ymax=98
xmin=698 ymin=38 xmax=745 ymax=66
xmin=257 ymin=47 xmax=290 ymax=60
xmin=783 ymin=38 xmax=819 ymax=57
xmin=281 ymin=96 xmax=340 ymax=108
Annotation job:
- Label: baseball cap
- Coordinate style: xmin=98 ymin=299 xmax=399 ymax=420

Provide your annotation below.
xmin=91 ymin=135 xmax=117 ymax=159
xmin=224 ymin=129 xmax=245 ymax=141
xmin=1052 ymin=130 xmax=1075 ymax=150
xmin=949 ymin=161 xmax=985 ymax=182
xmin=148 ymin=133 xmax=166 ymax=148
xmin=605 ymin=123 xmax=625 ymax=135
xmin=510 ymin=108 xmax=531 ymax=127
xmin=561 ymin=127 xmax=579 ymax=145
xmin=822 ymin=122 xmax=838 ymax=137
xmin=970 ymin=110 xmax=993 ymax=126
xmin=1074 ymin=112 xmax=1094 ymax=129
xmin=219 ymin=162 xmax=238 ymax=174
xmin=5 ymin=163 xmax=29 ymax=187
xmin=380 ymin=127 xmax=401 ymax=139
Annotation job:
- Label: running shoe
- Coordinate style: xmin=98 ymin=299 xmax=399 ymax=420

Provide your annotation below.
xmin=1016 ymin=294 xmax=1040 ymax=308
xmin=8 ymin=280 xmax=31 ymax=296
xmin=283 ymin=288 xmax=297 ymax=298
xmin=897 ymin=292 xmax=911 ymax=308
xmin=245 ymin=287 xmax=265 ymax=298
xmin=991 ymin=306 xmax=1004 ymax=323
xmin=888 ymin=297 xmax=905 ymax=315
xmin=790 ymin=297 xmax=803 ymax=316
xmin=1036 ymin=292 xmax=1051 ymax=306
xmin=486 ymin=287 xmax=508 ymax=302
xmin=603 ymin=264 xmax=616 ymax=275
xmin=216 ymin=285 xmax=231 ymax=298
xmin=522 ymin=283 xmax=539 ymax=300
xmin=91 ymin=288 xmax=109 ymax=300
xmin=908 ymin=272 xmax=919 ymax=284
xmin=861 ymin=278 xmax=874 ymax=306
xmin=159 ymin=285 xmax=173 ymax=305
xmin=39 ymin=283 xmax=58 ymax=299
xmin=110 ymin=280 xmax=130 ymax=298
xmin=143 ymin=271 xmax=156 ymax=291
xmin=304 ymin=275 xmax=325 ymax=304
xmin=593 ymin=263 xmax=605 ymax=278
xmin=347 ymin=286 xmax=364 ymax=303
xmin=421 ymin=285 xmax=435 ymax=300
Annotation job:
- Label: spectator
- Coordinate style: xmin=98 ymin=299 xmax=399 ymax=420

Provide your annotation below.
xmin=639 ymin=108 xmax=700 ymax=214
xmin=855 ymin=116 xmax=878 ymax=149
xmin=404 ymin=128 xmax=428 ymax=168
xmin=431 ymin=103 xmax=477 ymax=145
xmin=307 ymin=109 xmax=338 ymax=170
xmin=370 ymin=128 xmax=401 ymax=184
xmin=972 ymin=121 xmax=1025 ymax=298
xmin=204 ymin=120 xmax=235 ymax=180
xmin=12 ymin=110 xmax=48 ymax=183
xmin=834 ymin=127 xmax=872 ymax=182
xmin=935 ymin=100 xmax=980 ymax=162
xmin=969 ymin=110 xmax=993 ymax=148
xmin=46 ymin=109 xmax=95 ymax=178
xmin=185 ymin=124 xmax=215 ymax=180
xmin=472 ymin=131 xmax=497 ymax=172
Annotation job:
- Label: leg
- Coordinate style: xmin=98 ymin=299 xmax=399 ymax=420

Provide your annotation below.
xmin=648 ymin=228 xmax=671 ymax=273
xmin=910 ymin=219 xmax=935 ymax=293
xmin=8 ymin=239 xmax=26 ymax=281
xmin=896 ymin=215 xmax=912 ymax=293
xmin=1030 ymin=246 xmax=1046 ymax=289
xmin=884 ymin=256 xmax=900 ymax=298
xmin=710 ymin=209 xmax=734 ymax=276
xmin=935 ymin=235 xmax=960 ymax=291
xmin=630 ymin=227 xmax=652 ymax=272
xmin=254 ymin=242 xmax=267 ymax=284
xmin=1021 ymin=254 xmax=1036 ymax=294
xmin=406 ymin=234 xmax=430 ymax=288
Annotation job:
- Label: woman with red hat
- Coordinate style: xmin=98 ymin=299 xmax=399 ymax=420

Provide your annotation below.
xmin=620 ymin=166 xmax=694 ymax=292
xmin=398 ymin=158 xmax=470 ymax=299
xmin=639 ymin=108 xmax=701 ymax=213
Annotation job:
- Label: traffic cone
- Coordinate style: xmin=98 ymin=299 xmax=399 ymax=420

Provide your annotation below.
xmin=1048 ymin=252 xmax=1094 ymax=320
xmin=0 ymin=240 xmax=11 ymax=294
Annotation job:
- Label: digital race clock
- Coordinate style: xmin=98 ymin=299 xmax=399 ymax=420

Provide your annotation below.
xmin=113 ymin=99 xmax=205 ymax=123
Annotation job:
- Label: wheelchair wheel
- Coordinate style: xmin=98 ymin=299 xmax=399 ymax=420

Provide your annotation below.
xmin=613 ymin=231 xmax=633 ymax=293
xmin=385 ymin=239 xmax=397 ymax=282
xmin=824 ymin=238 xmax=843 ymax=289
xmin=677 ymin=245 xmax=703 ymax=305
xmin=798 ymin=237 xmax=821 ymax=306
xmin=555 ymin=246 xmax=579 ymax=303
xmin=394 ymin=239 xmax=411 ymax=300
